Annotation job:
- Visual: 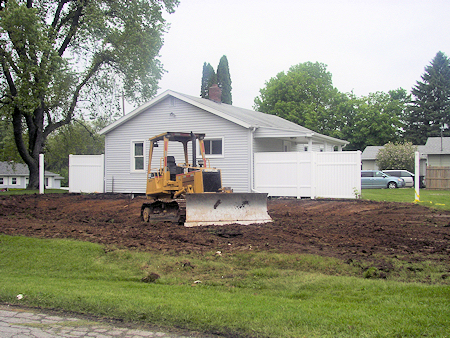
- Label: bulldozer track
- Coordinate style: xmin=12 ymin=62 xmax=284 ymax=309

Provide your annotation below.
xmin=141 ymin=199 xmax=186 ymax=224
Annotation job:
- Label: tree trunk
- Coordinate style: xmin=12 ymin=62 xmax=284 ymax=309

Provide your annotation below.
xmin=27 ymin=161 xmax=40 ymax=190
xmin=12 ymin=106 xmax=45 ymax=190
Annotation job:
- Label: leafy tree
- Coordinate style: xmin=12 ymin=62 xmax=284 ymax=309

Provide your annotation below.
xmin=338 ymin=90 xmax=409 ymax=150
xmin=406 ymin=51 xmax=450 ymax=145
xmin=200 ymin=62 xmax=215 ymax=99
xmin=0 ymin=115 xmax=22 ymax=162
xmin=254 ymin=62 xmax=341 ymax=132
xmin=217 ymin=55 xmax=232 ymax=104
xmin=45 ymin=119 xmax=106 ymax=186
xmin=0 ymin=0 xmax=178 ymax=189
xmin=376 ymin=142 xmax=417 ymax=173
xmin=254 ymin=62 xmax=410 ymax=150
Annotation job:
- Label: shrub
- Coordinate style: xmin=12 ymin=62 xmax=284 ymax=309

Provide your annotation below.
xmin=376 ymin=142 xmax=417 ymax=172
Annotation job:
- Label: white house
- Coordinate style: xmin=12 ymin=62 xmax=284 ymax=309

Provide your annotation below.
xmin=99 ymin=90 xmax=349 ymax=194
xmin=0 ymin=161 xmax=64 ymax=190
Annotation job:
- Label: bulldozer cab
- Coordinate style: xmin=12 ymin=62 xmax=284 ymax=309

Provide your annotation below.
xmin=147 ymin=132 xmax=208 ymax=176
xmin=145 ymin=132 xmax=220 ymax=199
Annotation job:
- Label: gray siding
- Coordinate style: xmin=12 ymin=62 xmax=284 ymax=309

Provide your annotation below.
xmin=362 ymin=160 xmax=379 ymax=170
xmin=104 ymin=97 xmax=251 ymax=193
xmin=428 ymin=154 xmax=450 ymax=167
xmin=253 ymin=138 xmax=283 ymax=152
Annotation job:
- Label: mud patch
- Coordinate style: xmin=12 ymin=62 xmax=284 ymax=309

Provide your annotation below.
xmin=1 ymin=194 xmax=450 ymax=268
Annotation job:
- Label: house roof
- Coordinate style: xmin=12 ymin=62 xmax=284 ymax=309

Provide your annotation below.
xmin=361 ymin=146 xmax=384 ymax=160
xmin=421 ymin=137 xmax=450 ymax=154
xmin=0 ymin=161 xmax=64 ymax=179
xmin=99 ymin=90 xmax=348 ymax=145
xmin=362 ymin=145 xmax=427 ymax=160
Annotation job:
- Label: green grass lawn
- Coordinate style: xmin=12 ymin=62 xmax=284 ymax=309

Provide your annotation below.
xmin=2 ymin=189 xmax=450 ymax=337
xmin=362 ymin=187 xmax=450 ymax=211
xmin=1 ymin=234 xmax=449 ymax=338
xmin=0 ymin=188 xmax=68 ymax=195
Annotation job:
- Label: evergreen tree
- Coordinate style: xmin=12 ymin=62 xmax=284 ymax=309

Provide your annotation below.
xmin=200 ymin=63 xmax=215 ymax=99
xmin=406 ymin=51 xmax=450 ymax=144
xmin=200 ymin=56 xmax=232 ymax=103
xmin=217 ymin=55 xmax=232 ymax=104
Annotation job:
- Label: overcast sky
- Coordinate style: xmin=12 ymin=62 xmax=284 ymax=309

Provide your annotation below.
xmin=155 ymin=0 xmax=450 ymax=110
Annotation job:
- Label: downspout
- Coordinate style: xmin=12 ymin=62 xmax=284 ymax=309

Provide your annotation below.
xmin=250 ymin=127 xmax=261 ymax=193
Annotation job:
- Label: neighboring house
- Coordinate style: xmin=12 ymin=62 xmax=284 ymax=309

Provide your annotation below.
xmin=0 ymin=161 xmax=64 ymax=190
xmin=99 ymin=89 xmax=349 ymax=194
xmin=362 ymin=145 xmax=427 ymax=172
xmin=361 ymin=146 xmax=384 ymax=170
xmin=362 ymin=145 xmax=427 ymax=173
xmin=360 ymin=138 xmax=450 ymax=176
xmin=421 ymin=137 xmax=450 ymax=166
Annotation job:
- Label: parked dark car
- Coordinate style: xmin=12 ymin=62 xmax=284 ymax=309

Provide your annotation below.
xmin=361 ymin=170 xmax=405 ymax=189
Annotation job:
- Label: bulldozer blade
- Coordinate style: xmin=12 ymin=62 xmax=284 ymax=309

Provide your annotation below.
xmin=184 ymin=193 xmax=272 ymax=227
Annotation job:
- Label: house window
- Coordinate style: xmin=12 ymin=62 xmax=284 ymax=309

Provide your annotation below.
xmin=11 ymin=177 xmax=17 ymax=185
xmin=0 ymin=177 xmax=3 ymax=185
xmin=204 ymin=138 xmax=223 ymax=156
xmin=304 ymin=146 xmax=308 ymax=152
xmin=45 ymin=178 xmax=49 ymax=187
xmin=132 ymin=141 xmax=145 ymax=171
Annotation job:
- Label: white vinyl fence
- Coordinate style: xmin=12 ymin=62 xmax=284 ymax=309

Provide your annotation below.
xmin=69 ymin=154 xmax=105 ymax=193
xmin=254 ymin=151 xmax=361 ymax=199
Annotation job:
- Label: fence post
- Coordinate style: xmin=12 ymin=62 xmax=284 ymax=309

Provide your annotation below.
xmin=311 ymin=152 xmax=317 ymax=199
xmin=414 ymin=151 xmax=420 ymax=202
xmin=39 ymin=153 xmax=44 ymax=194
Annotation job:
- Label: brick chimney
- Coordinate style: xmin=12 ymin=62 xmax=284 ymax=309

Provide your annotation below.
xmin=208 ymin=84 xmax=222 ymax=103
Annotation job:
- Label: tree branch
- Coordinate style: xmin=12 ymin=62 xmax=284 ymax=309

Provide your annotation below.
xmin=44 ymin=53 xmax=109 ymax=138
xmin=0 ymin=51 xmax=17 ymax=97
xmin=58 ymin=1 xmax=85 ymax=56
xmin=74 ymin=119 xmax=95 ymax=138
xmin=51 ymin=0 xmax=70 ymax=29
xmin=12 ymin=108 xmax=34 ymax=166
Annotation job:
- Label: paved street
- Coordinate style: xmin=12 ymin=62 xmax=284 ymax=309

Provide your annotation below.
xmin=0 ymin=305 xmax=215 ymax=338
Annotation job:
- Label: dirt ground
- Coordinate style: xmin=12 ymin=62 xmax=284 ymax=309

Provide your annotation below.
xmin=1 ymin=193 xmax=450 ymax=272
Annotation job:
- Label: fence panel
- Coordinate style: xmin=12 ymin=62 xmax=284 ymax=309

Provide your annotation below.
xmin=315 ymin=152 xmax=362 ymax=198
xmin=254 ymin=152 xmax=312 ymax=198
xmin=69 ymin=154 xmax=105 ymax=193
xmin=254 ymin=151 xmax=361 ymax=199
xmin=426 ymin=166 xmax=450 ymax=190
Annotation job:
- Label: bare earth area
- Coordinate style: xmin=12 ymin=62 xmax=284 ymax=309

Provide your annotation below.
xmin=1 ymin=193 xmax=450 ymax=272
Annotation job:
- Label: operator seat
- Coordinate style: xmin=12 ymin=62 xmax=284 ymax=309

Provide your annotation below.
xmin=167 ymin=156 xmax=177 ymax=180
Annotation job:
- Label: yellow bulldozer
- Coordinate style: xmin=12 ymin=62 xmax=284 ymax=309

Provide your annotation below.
xmin=141 ymin=132 xmax=272 ymax=227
